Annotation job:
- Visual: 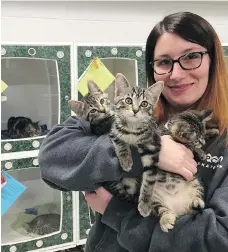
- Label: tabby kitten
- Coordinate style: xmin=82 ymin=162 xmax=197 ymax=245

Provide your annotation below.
xmin=150 ymin=109 xmax=219 ymax=232
xmin=23 ymin=213 xmax=60 ymax=236
xmin=69 ymin=80 xmax=132 ymax=201
xmin=164 ymin=110 xmax=220 ymax=160
xmin=68 ymin=80 xmax=114 ymax=136
xmin=110 ymin=73 xmax=164 ymax=217
xmin=7 ymin=116 xmax=41 ymax=139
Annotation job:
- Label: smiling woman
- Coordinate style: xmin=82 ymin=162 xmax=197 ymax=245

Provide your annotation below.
xmin=146 ymin=12 xmax=228 ymax=136
xmin=153 ymin=33 xmax=210 ymax=108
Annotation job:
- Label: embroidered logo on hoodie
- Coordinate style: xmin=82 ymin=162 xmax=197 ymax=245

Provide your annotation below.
xmin=198 ymin=153 xmax=223 ymax=169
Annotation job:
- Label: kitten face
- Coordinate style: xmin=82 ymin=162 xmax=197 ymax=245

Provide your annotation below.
xmin=166 ymin=110 xmax=213 ymax=148
xmin=114 ymin=73 xmax=164 ymax=124
xmin=115 ymin=89 xmax=152 ymax=123
xmin=27 ymin=122 xmax=41 ymax=137
xmin=83 ymin=92 xmax=110 ymax=123
xmin=68 ymin=80 xmax=111 ymax=123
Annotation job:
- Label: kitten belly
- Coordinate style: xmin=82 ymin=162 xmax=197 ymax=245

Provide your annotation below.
xmin=120 ymin=134 xmax=141 ymax=145
xmin=154 ymin=182 xmax=196 ymax=216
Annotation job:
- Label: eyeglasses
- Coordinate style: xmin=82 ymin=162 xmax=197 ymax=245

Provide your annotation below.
xmin=151 ymin=51 xmax=209 ymax=75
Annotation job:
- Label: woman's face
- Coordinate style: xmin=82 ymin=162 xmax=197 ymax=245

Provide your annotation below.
xmin=153 ymin=32 xmax=210 ymax=109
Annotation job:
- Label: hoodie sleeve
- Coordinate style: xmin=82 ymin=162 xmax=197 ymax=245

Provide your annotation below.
xmin=38 ymin=116 xmax=123 ymax=191
xmin=101 ymin=147 xmax=228 ymax=252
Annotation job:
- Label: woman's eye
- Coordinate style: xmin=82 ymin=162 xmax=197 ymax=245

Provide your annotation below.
xmin=157 ymin=59 xmax=172 ymax=66
xmin=100 ymin=99 xmax=104 ymax=105
xmin=185 ymin=52 xmax=200 ymax=60
xmin=141 ymin=101 xmax=148 ymax=107
xmin=90 ymin=109 xmax=97 ymax=113
xmin=125 ymin=97 xmax=132 ymax=104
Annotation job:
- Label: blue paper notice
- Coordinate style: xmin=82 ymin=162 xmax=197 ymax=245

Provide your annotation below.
xmin=1 ymin=171 xmax=26 ymax=216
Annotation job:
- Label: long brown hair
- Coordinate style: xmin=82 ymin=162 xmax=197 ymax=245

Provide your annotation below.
xmin=146 ymin=12 xmax=228 ymax=141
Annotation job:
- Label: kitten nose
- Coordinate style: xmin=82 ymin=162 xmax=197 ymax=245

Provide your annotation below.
xmin=132 ymin=105 xmax=139 ymax=114
xmin=99 ymin=106 xmax=106 ymax=113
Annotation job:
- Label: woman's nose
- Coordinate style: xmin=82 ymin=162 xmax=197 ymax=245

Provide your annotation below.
xmin=169 ymin=62 xmax=187 ymax=81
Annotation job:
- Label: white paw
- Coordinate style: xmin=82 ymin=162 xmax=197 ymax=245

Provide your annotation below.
xmin=193 ymin=198 xmax=205 ymax=209
xmin=119 ymin=156 xmax=133 ymax=172
xmin=159 ymin=213 xmax=177 ymax=232
xmin=138 ymin=201 xmax=152 ymax=217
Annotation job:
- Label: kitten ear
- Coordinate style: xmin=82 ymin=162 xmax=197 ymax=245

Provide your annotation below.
xmin=115 ymin=73 xmax=130 ymax=97
xmin=87 ymin=80 xmax=102 ymax=93
xmin=33 ymin=121 xmax=40 ymax=130
xmin=199 ymin=109 xmax=213 ymax=122
xmin=68 ymin=100 xmax=84 ymax=117
xmin=145 ymin=81 xmax=164 ymax=106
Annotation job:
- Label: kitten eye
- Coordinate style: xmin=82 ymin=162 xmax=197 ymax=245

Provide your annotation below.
xmin=141 ymin=101 xmax=148 ymax=107
xmin=100 ymin=99 xmax=104 ymax=105
xmin=90 ymin=109 xmax=97 ymax=113
xmin=125 ymin=97 xmax=132 ymax=104
xmin=180 ymin=132 xmax=190 ymax=138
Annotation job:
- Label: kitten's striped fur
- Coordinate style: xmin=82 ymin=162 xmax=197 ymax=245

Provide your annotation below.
xmin=23 ymin=213 xmax=60 ymax=236
xmin=68 ymin=80 xmax=114 ymax=136
xmin=110 ymin=74 xmax=219 ymax=232
xmin=110 ymin=73 xmax=164 ymax=217
xmin=153 ymin=110 xmax=219 ymax=232
xmin=68 ymin=79 xmax=134 ymax=201
xmin=69 ymin=74 xmax=219 ymax=232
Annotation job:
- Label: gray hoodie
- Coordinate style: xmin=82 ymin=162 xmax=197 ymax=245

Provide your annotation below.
xmin=38 ymin=116 xmax=228 ymax=252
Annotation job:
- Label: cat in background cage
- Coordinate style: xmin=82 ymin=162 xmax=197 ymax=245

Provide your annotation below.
xmin=7 ymin=116 xmax=41 ymax=139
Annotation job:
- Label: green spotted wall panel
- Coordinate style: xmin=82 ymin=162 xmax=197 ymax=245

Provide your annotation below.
xmin=79 ymin=191 xmax=95 ymax=241
xmin=1 ymin=44 xmax=72 ymax=153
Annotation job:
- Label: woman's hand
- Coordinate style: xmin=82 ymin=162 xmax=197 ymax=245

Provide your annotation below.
xmin=158 ymin=135 xmax=197 ymax=180
xmin=84 ymin=187 xmax=113 ymax=214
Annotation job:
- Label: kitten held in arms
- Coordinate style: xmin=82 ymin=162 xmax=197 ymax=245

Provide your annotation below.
xmin=109 ymin=73 xmax=165 ymax=218
xmin=153 ymin=109 xmax=219 ymax=232
xmin=110 ymin=74 xmax=219 ymax=232
xmin=68 ymin=80 xmax=114 ymax=135
xmin=68 ymin=80 xmax=135 ymax=202
xmin=164 ymin=110 xmax=220 ymax=161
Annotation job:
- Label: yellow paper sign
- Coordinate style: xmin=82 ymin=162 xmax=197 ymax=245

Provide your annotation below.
xmin=77 ymin=58 xmax=115 ymax=96
xmin=1 ymin=80 xmax=8 ymax=93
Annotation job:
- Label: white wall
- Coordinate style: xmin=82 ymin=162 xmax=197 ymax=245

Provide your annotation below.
xmin=2 ymin=1 xmax=228 ymax=45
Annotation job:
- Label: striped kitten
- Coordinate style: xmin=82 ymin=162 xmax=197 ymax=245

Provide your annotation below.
xmin=151 ymin=109 xmax=219 ymax=232
xmin=164 ymin=110 xmax=219 ymax=160
xmin=23 ymin=213 xmax=60 ymax=236
xmin=7 ymin=116 xmax=41 ymax=139
xmin=110 ymin=73 xmax=164 ymax=217
xmin=68 ymin=80 xmax=134 ymax=201
xmin=68 ymin=80 xmax=114 ymax=136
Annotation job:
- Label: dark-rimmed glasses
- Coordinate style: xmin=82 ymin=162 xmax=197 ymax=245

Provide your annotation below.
xmin=151 ymin=51 xmax=209 ymax=75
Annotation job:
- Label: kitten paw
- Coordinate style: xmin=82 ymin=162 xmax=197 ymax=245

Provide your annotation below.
xmin=119 ymin=156 xmax=133 ymax=172
xmin=213 ymin=129 xmax=220 ymax=135
xmin=138 ymin=201 xmax=152 ymax=217
xmin=192 ymin=198 xmax=205 ymax=209
xmin=159 ymin=213 xmax=177 ymax=232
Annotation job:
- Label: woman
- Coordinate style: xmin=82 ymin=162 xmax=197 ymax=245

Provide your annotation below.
xmin=38 ymin=12 xmax=228 ymax=252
